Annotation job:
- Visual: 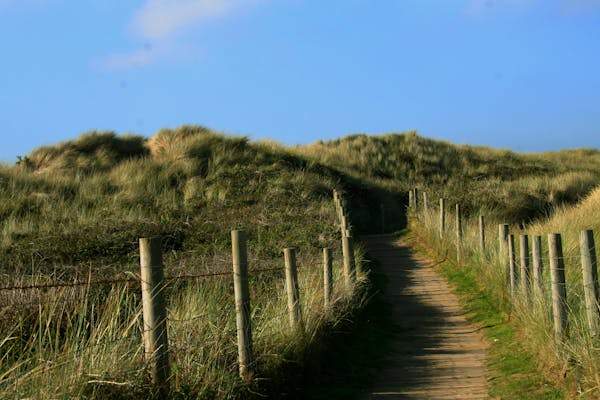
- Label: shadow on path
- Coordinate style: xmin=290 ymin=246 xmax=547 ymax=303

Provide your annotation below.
xmin=362 ymin=234 xmax=488 ymax=400
xmin=300 ymin=233 xmax=487 ymax=400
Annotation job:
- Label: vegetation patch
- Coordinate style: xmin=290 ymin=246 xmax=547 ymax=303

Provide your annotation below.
xmin=409 ymin=232 xmax=564 ymax=399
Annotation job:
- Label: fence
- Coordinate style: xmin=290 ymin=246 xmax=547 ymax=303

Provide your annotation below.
xmin=406 ymin=187 xmax=600 ymax=345
xmin=1 ymin=190 xmax=359 ymax=394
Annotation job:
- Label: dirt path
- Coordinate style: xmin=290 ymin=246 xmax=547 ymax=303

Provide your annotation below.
xmin=363 ymin=234 xmax=488 ymax=400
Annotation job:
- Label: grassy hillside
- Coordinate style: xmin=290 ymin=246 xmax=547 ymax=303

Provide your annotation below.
xmin=297 ymin=132 xmax=600 ymax=221
xmin=4 ymin=129 xmax=599 ymax=275
xmin=0 ymin=127 xmax=382 ymax=399
xmin=3 ymin=126 xmax=600 ymax=399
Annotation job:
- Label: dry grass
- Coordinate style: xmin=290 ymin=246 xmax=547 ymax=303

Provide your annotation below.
xmin=4 ymin=126 xmax=600 ymax=398
xmin=0 ymin=126 xmax=372 ymax=399
xmin=295 ymin=132 xmax=600 ymax=221
xmin=411 ymin=189 xmax=600 ymax=397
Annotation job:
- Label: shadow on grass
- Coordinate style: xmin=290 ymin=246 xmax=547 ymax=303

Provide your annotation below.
xmin=297 ymin=251 xmax=396 ymax=399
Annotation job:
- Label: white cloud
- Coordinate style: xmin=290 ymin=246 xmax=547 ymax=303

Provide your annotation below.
xmin=132 ymin=0 xmax=252 ymax=40
xmin=98 ymin=0 xmax=259 ymax=70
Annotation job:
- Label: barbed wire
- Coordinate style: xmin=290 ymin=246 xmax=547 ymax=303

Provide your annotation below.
xmin=0 ymin=266 xmax=288 ymax=293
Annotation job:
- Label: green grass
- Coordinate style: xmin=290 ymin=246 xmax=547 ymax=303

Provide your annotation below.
xmin=4 ymin=126 xmax=600 ymax=398
xmin=0 ymin=127 xmax=384 ymax=399
xmin=409 ymin=231 xmax=564 ymax=399
xmin=300 ymin=254 xmax=396 ymax=399
xmin=297 ymin=132 xmax=600 ymax=222
xmin=409 ymin=192 xmax=600 ymax=398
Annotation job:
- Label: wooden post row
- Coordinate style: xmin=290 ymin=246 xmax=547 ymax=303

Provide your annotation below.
xmin=455 ymin=204 xmax=462 ymax=261
xmin=140 ymin=237 xmax=171 ymax=395
xmin=439 ymin=198 xmax=446 ymax=237
xmin=580 ymin=230 xmax=600 ymax=336
xmin=342 ymin=229 xmax=356 ymax=288
xmin=508 ymin=234 xmax=518 ymax=297
xmin=413 ymin=188 xmax=419 ymax=210
xmin=478 ymin=215 xmax=485 ymax=252
xmin=499 ymin=224 xmax=510 ymax=261
xmin=231 ymin=230 xmax=254 ymax=382
xmin=519 ymin=234 xmax=531 ymax=299
xmin=548 ymin=233 xmax=568 ymax=342
xmin=532 ymin=235 xmax=544 ymax=297
xmin=284 ymin=248 xmax=303 ymax=331
xmin=323 ymin=248 xmax=333 ymax=308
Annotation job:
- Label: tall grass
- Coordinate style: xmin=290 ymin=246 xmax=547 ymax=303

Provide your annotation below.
xmin=0 ymin=126 xmax=376 ymax=398
xmin=0 ymin=240 xmax=364 ymax=399
xmin=296 ymin=132 xmax=600 ymax=221
xmin=411 ymin=189 xmax=600 ymax=397
xmin=4 ymin=126 xmax=600 ymax=398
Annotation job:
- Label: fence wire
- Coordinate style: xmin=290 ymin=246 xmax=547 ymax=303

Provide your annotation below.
xmin=0 ymin=266 xmax=288 ymax=292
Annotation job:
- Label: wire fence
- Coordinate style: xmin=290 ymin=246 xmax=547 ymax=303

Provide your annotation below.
xmin=408 ymin=188 xmax=600 ymax=345
xmin=0 ymin=190 xmax=361 ymax=395
xmin=0 ymin=266 xmax=290 ymax=292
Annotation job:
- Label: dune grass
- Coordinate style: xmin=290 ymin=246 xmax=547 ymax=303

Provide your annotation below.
xmin=296 ymin=132 xmax=600 ymax=222
xmin=0 ymin=127 xmax=377 ymax=399
xmin=410 ymin=187 xmax=600 ymax=398
xmin=3 ymin=126 xmax=600 ymax=398
xmin=0 ymin=251 xmax=363 ymax=399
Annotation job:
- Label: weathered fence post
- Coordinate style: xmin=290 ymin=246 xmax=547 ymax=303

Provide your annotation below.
xmin=519 ymin=234 xmax=531 ymax=298
xmin=580 ymin=229 xmax=600 ymax=336
xmin=413 ymin=188 xmax=419 ymax=210
xmin=423 ymin=192 xmax=429 ymax=214
xmin=455 ymin=204 xmax=463 ymax=261
xmin=499 ymin=224 xmax=509 ymax=261
xmin=478 ymin=215 xmax=485 ymax=252
xmin=284 ymin=248 xmax=303 ymax=330
xmin=231 ymin=230 xmax=254 ymax=382
xmin=439 ymin=198 xmax=446 ymax=237
xmin=532 ymin=235 xmax=544 ymax=297
xmin=548 ymin=233 xmax=568 ymax=342
xmin=342 ymin=230 xmax=355 ymax=289
xmin=334 ymin=190 xmax=348 ymax=232
xmin=139 ymin=237 xmax=171 ymax=394
xmin=323 ymin=248 xmax=333 ymax=308
xmin=408 ymin=190 xmax=414 ymax=210
xmin=508 ymin=234 xmax=518 ymax=297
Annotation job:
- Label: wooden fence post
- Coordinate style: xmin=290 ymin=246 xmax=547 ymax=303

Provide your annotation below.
xmin=408 ymin=190 xmax=414 ymax=210
xmin=439 ymin=198 xmax=446 ymax=237
xmin=548 ymin=233 xmax=568 ymax=342
xmin=580 ymin=229 xmax=600 ymax=336
xmin=455 ymin=204 xmax=463 ymax=261
xmin=478 ymin=215 xmax=485 ymax=252
xmin=499 ymin=224 xmax=509 ymax=261
xmin=342 ymin=230 xmax=355 ymax=289
xmin=423 ymin=192 xmax=429 ymax=214
xmin=508 ymin=234 xmax=518 ymax=297
xmin=532 ymin=235 xmax=544 ymax=297
xmin=323 ymin=248 xmax=333 ymax=308
xmin=519 ymin=234 xmax=531 ymax=298
xmin=139 ymin=237 xmax=171 ymax=394
xmin=414 ymin=188 xmax=419 ymax=210
xmin=284 ymin=248 xmax=303 ymax=331
xmin=231 ymin=230 xmax=254 ymax=382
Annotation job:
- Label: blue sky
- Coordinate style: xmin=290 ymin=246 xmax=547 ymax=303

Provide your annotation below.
xmin=1 ymin=0 xmax=600 ymax=161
